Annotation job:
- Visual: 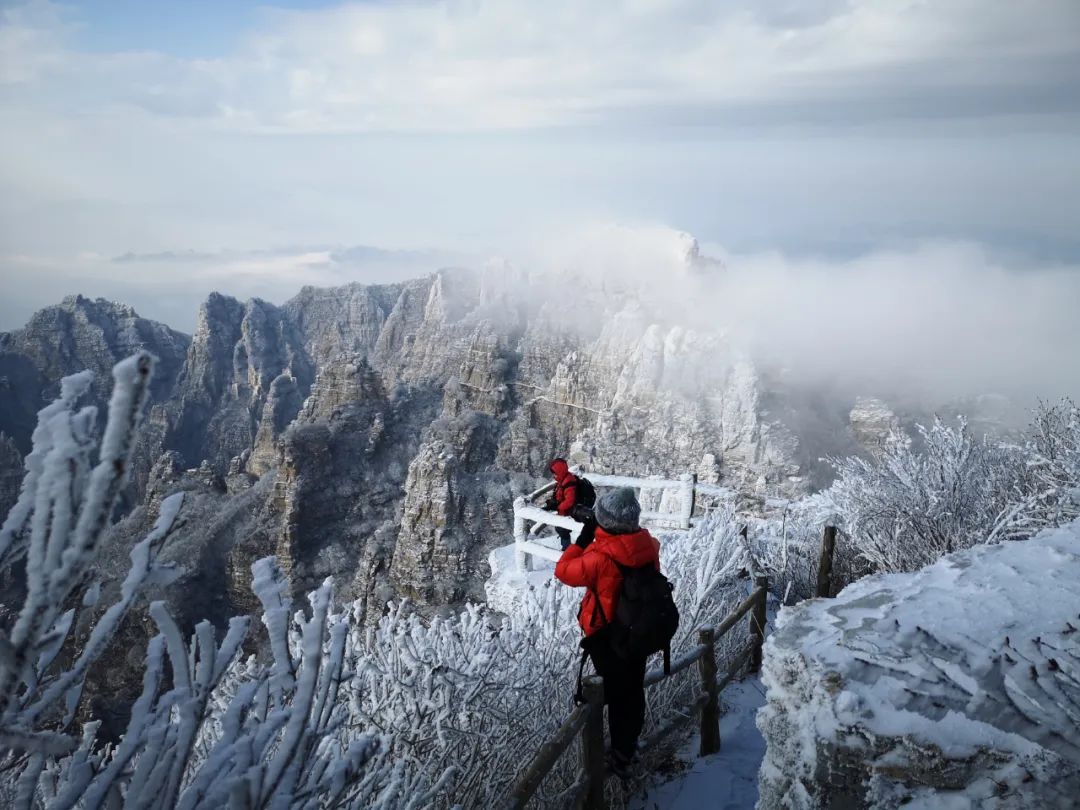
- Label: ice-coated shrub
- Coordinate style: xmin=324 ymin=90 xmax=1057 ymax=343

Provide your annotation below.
xmin=0 ymin=355 xmax=438 ymax=809
xmin=822 ymin=402 xmax=1080 ymax=575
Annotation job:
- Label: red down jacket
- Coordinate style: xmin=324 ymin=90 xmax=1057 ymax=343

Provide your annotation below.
xmin=549 ymin=459 xmax=577 ymax=516
xmin=554 ymin=527 xmax=661 ymax=637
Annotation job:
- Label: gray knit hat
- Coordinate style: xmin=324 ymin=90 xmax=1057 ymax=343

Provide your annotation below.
xmin=593 ymin=487 xmax=642 ymax=534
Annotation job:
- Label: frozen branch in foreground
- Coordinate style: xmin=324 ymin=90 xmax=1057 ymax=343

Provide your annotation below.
xmin=0 ymin=355 xmax=425 ymax=809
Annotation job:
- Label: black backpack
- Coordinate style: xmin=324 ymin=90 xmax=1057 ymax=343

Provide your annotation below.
xmin=574 ymin=560 xmax=680 ymax=704
xmin=575 ymin=476 xmax=596 ymax=507
xmin=607 ymin=562 xmax=680 ymax=671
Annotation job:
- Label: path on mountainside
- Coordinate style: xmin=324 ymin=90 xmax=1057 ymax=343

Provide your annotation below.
xmin=631 ymin=678 xmax=767 ymax=810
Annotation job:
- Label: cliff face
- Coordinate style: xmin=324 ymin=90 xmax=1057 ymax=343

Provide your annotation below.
xmin=0 ymin=260 xmax=842 ymax=622
xmin=0 ymin=434 xmax=21 ymax=522
xmin=163 ymin=294 xmax=314 ymax=476
xmin=0 ymin=296 xmax=189 ymax=451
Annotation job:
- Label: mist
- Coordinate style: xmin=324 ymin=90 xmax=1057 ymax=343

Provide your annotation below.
xmin=524 ymin=224 xmax=1080 ymax=411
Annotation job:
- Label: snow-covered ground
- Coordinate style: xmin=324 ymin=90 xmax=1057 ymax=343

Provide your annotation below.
xmin=631 ymin=678 xmax=767 ymax=810
xmin=759 ymin=517 xmax=1080 ymax=808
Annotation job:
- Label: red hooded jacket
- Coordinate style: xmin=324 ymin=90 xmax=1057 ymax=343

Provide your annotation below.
xmin=555 ymin=527 xmax=661 ymax=637
xmin=549 ymin=459 xmax=577 ymax=516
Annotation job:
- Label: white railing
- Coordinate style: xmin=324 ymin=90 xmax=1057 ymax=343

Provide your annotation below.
xmin=512 ymin=500 xmax=579 ymax=571
xmin=513 ymin=470 xmax=730 ymax=572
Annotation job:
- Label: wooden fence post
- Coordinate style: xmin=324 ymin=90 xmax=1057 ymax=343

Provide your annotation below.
xmin=816 ymin=525 xmax=837 ymax=598
xmin=698 ymin=627 xmax=720 ymax=756
xmin=748 ymin=575 xmax=768 ymax=674
xmin=582 ymin=676 xmax=607 ymax=810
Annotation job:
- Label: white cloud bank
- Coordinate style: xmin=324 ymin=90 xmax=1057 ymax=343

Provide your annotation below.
xmin=528 ymin=224 xmax=1080 ymax=404
xmin=2 ymin=0 xmax=1078 ymax=132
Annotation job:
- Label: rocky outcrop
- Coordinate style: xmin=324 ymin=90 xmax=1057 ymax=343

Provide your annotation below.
xmin=164 ymin=295 xmax=313 ymax=474
xmin=0 ymin=434 xmax=21 ymax=521
xmin=390 ymin=406 xmax=516 ymax=605
xmin=849 ymin=396 xmax=901 ymax=455
xmin=0 ymin=295 xmax=188 ymax=444
xmin=758 ymin=519 xmax=1080 ymax=809
xmin=259 ymin=352 xmax=439 ymax=607
xmin=0 ymin=296 xmax=190 ymax=503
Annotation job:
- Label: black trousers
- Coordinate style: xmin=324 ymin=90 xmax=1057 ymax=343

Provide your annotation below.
xmin=586 ymin=634 xmax=647 ymax=758
xmin=556 ymin=527 xmax=572 ymax=550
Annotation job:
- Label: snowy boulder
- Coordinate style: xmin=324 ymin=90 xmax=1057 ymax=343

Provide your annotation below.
xmin=758 ymin=519 xmax=1080 ymax=809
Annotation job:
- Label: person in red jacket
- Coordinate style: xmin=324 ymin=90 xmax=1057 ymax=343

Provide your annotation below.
xmin=545 ymin=458 xmax=580 ymax=550
xmin=555 ymin=487 xmax=660 ymax=775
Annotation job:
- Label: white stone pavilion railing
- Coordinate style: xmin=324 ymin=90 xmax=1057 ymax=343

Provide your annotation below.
xmin=512 ymin=470 xmax=732 ymax=572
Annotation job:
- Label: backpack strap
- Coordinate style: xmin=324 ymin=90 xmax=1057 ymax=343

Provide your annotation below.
xmin=573 ymin=647 xmax=590 ymax=706
xmin=588 ymin=587 xmax=609 ymax=627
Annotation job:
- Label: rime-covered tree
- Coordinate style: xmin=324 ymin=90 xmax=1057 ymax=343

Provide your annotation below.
xmin=0 ymin=354 xmax=439 ymax=809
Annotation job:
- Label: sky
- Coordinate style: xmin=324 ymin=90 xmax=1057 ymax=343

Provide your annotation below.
xmin=1 ymin=0 xmax=1079 ymax=334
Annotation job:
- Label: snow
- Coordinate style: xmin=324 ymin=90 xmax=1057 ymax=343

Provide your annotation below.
xmin=631 ymin=678 xmax=767 ymax=810
xmin=759 ymin=517 xmax=1080 ymax=808
xmin=484 ymin=542 xmax=566 ymax=614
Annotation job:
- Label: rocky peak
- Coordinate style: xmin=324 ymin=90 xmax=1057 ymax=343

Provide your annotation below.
xmin=849 ymin=396 xmax=902 ymax=455
xmin=299 ymin=355 xmax=386 ymax=424
xmin=166 ymin=294 xmax=313 ymax=473
xmin=0 ymin=297 xmax=189 ymax=511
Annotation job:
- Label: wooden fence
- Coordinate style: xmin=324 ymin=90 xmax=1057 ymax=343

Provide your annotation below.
xmin=505 ymin=575 xmax=769 ymax=810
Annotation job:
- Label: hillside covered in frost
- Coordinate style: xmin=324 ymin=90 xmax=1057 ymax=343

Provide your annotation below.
xmin=0 ymin=353 xmax=781 ymax=808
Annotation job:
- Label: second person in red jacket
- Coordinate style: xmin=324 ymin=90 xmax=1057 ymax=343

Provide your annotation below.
xmin=554 ymin=487 xmax=660 ymax=775
xmin=545 ymin=458 xmax=580 ymax=550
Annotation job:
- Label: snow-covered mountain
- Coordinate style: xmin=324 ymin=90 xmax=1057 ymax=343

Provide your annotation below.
xmin=0 ymin=249 xmax=915 ymax=726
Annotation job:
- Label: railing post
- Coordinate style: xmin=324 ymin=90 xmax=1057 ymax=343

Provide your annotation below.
xmin=748 ymin=575 xmax=768 ymax=674
xmin=513 ymin=497 xmax=530 ymax=573
xmin=581 ymin=676 xmax=607 ymax=810
xmin=679 ymin=473 xmax=696 ymax=529
xmin=816 ymin=525 xmax=837 ymax=598
xmin=698 ymin=627 xmax=720 ymax=756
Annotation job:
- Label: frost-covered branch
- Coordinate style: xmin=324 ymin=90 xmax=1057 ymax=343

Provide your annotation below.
xmin=823 ymin=405 xmax=1080 ymax=575
xmin=0 ymin=356 xmax=423 ymax=809
xmin=0 ymin=354 xmax=160 ymax=727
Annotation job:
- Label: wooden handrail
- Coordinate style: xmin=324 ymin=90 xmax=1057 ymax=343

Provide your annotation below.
xmin=503 ymin=577 xmax=770 ymax=810
xmin=506 ymin=704 xmax=591 ymax=809
xmin=642 ymin=584 xmax=766 ymax=687
xmin=712 ymin=585 xmax=766 ymax=638
xmin=644 ymin=643 xmax=707 ymax=687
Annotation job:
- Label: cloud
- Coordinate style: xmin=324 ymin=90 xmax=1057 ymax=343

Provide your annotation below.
xmin=1 ymin=0 xmax=1077 ymax=343
xmin=3 ymin=223 xmax=1077 ymax=413
xmin=525 ymin=224 xmax=1080 ymax=406
xmin=2 ymin=0 xmax=1078 ymax=133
